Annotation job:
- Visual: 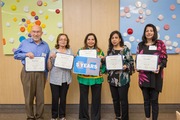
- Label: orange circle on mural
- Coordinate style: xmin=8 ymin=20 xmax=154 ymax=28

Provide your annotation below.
xmin=20 ymin=27 xmax=25 ymax=32
xmin=35 ymin=20 xmax=41 ymax=25
xmin=2 ymin=38 xmax=6 ymax=45
xmin=31 ymin=11 xmax=36 ymax=16
xmin=26 ymin=20 xmax=31 ymax=24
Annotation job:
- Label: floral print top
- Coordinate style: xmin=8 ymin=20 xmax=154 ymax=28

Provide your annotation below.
xmin=107 ymin=45 xmax=134 ymax=87
xmin=136 ymin=40 xmax=168 ymax=92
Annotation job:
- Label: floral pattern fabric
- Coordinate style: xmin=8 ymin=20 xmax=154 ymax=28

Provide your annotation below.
xmin=107 ymin=45 xmax=134 ymax=87
xmin=136 ymin=40 xmax=168 ymax=92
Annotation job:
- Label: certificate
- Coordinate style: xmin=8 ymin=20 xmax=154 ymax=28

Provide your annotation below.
xmin=54 ymin=53 xmax=74 ymax=69
xmin=136 ymin=54 xmax=159 ymax=71
xmin=25 ymin=57 xmax=45 ymax=71
xmin=106 ymin=55 xmax=123 ymax=70
xmin=79 ymin=49 xmax=97 ymax=58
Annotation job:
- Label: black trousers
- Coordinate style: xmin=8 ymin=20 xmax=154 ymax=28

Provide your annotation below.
xmin=141 ymin=87 xmax=159 ymax=120
xmin=50 ymin=83 xmax=69 ymax=119
xmin=79 ymin=83 xmax=102 ymax=120
xmin=109 ymin=83 xmax=129 ymax=120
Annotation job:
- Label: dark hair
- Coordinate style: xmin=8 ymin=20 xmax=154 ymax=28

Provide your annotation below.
xmin=142 ymin=23 xmax=158 ymax=44
xmin=83 ymin=33 xmax=99 ymax=49
xmin=108 ymin=30 xmax=124 ymax=51
xmin=55 ymin=33 xmax=70 ymax=49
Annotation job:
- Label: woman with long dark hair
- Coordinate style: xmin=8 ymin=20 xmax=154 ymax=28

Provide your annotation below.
xmin=136 ymin=24 xmax=168 ymax=120
xmin=107 ymin=30 xmax=134 ymax=120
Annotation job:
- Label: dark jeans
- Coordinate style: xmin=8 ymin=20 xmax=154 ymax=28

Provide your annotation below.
xmin=50 ymin=83 xmax=69 ymax=119
xmin=79 ymin=83 xmax=102 ymax=120
xmin=141 ymin=87 xmax=159 ymax=120
xmin=109 ymin=83 xmax=129 ymax=120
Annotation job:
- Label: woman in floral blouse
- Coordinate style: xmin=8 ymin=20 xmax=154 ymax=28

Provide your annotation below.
xmin=136 ymin=24 xmax=168 ymax=120
xmin=107 ymin=30 xmax=134 ymax=120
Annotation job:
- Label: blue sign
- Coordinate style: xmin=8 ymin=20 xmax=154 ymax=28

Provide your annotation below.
xmin=73 ymin=56 xmax=101 ymax=76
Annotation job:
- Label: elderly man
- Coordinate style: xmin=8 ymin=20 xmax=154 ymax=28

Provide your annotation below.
xmin=14 ymin=25 xmax=50 ymax=120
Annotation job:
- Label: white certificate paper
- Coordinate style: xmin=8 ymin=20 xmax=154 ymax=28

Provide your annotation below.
xmin=54 ymin=53 xmax=74 ymax=69
xmin=136 ymin=54 xmax=158 ymax=71
xmin=79 ymin=49 xmax=97 ymax=58
xmin=106 ymin=55 xmax=123 ymax=70
xmin=25 ymin=57 xmax=45 ymax=71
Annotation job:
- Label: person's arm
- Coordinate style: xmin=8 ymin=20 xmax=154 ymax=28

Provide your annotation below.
xmin=47 ymin=52 xmax=56 ymax=71
xmin=14 ymin=43 xmax=27 ymax=60
xmin=47 ymin=57 xmax=53 ymax=71
xmin=124 ymin=47 xmax=135 ymax=75
xmin=159 ymin=41 xmax=168 ymax=68
xmin=98 ymin=49 xmax=106 ymax=74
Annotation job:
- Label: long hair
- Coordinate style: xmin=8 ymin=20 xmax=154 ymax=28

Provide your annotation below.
xmin=83 ymin=33 xmax=99 ymax=49
xmin=55 ymin=33 xmax=70 ymax=49
xmin=108 ymin=30 xmax=124 ymax=53
xmin=142 ymin=23 xmax=158 ymax=44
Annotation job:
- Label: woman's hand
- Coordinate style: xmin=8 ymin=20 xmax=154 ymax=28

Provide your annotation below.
xmin=49 ymin=53 xmax=56 ymax=59
xmin=154 ymin=65 xmax=160 ymax=74
xmin=123 ymin=65 xmax=127 ymax=70
xmin=98 ymin=55 xmax=105 ymax=60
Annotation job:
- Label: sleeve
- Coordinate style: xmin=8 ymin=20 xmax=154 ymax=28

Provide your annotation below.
xmin=159 ymin=41 xmax=168 ymax=68
xmin=14 ymin=42 xmax=26 ymax=60
xmin=99 ymin=49 xmax=106 ymax=74
xmin=124 ymin=47 xmax=135 ymax=75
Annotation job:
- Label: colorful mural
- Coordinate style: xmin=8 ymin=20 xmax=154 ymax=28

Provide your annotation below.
xmin=120 ymin=0 xmax=180 ymax=54
xmin=1 ymin=0 xmax=63 ymax=54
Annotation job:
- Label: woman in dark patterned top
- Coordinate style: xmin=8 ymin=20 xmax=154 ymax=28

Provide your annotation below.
xmin=107 ymin=30 xmax=134 ymax=120
xmin=136 ymin=24 xmax=167 ymax=120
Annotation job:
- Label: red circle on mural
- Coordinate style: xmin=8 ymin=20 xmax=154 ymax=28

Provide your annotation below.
xmin=55 ymin=9 xmax=60 ymax=14
xmin=127 ymin=28 xmax=133 ymax=35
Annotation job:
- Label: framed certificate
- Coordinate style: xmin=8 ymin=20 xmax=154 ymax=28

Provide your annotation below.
xmin=136 ymin=54 xmax=159 ymax=71
xmin=106 ymin=55 xmax=123 ymax=70
xmin=25 ymin=57 xmax=45 ymax=71
xmin=54 ymin=53 xmax=74 ymax=69
xmin=79 ymin=49 xmax=97 ymax=58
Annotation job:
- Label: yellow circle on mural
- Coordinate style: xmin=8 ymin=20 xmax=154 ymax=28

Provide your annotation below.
xmin=41 ymin=24 xmax=46 ymax=28
xmin=44 ymin=2 xmax=47 ymax=6
xmin=45 ymin=15 xmax=48 ymax=20
xmin=11 ymin=5 xmax=17 ymax=11
xmin=27 ymin=24 xmax=33 ymax=32
xmin=13 ymin=17 xmax=17 ymax=22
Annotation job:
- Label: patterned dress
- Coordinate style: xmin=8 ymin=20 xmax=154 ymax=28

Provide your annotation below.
xmin=136 ymin=40 xmax=168 ymax=92
xmin=107 ymin=45 xmax=134 ymax=87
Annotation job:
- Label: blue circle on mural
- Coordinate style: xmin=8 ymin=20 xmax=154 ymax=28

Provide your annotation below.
xmin=1 ymin=1 xmax=5 ymax=7
xmin=19 ymin=36 xmax=26 ymax=42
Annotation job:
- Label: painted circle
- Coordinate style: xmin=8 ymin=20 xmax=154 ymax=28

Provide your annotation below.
xmin=31 ymin=11 xmax=36 ymax=16
xmin=164 ymin=24 xmax=170 ymax=30
xmin=124 ymin=7 xmax=130 ymax=13
xmin=127 ymin=28 xmax=133 ymax=35
xmin=55 ymin=9 xmax=60 ymax=14
xmin=37 ymin=0 xmax=43 ymax=6
xmin=20 ymin=27 xmax=25 ymax=32
xmin=19 ymin=36 xmax=26 ymax=42
xmin=170 ymin=4 xmax=176 ymax=11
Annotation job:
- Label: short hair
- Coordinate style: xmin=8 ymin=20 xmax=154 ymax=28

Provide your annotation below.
xmin=55 ymin=33 xmax=70 ymax=49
